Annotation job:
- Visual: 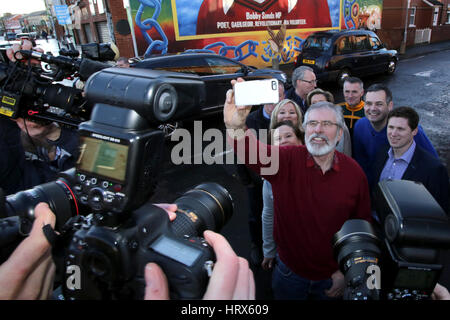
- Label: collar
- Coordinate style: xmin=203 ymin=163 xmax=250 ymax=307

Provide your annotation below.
xmin=345 ymin=100 xmax=365 ymax=112
xmin=306 ymin=151 xmax=340 ymax=172
xmin=388 ymin=140 xmax=416 ymax=163
xmin=262 ymin=107 xmax=271 ymax=120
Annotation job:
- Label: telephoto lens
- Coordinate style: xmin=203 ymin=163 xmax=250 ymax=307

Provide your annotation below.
xmin=2 ymin=179 xmax=79 ymax=233
xmin=171 ymin=183 xmax=234 ymax=237
xmin=332 ymin=219 xmax=382 ymax=300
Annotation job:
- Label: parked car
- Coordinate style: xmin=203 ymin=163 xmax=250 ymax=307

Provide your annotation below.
xmin=5 ymin=32 xmax=17 ymax=41
xmin=16 ymin=32 xmax=37 ymax=42
xmin=295 ymin=29 xmax=398 ymax=85
xmin=132 ymin=52 xmax=287 ymax=118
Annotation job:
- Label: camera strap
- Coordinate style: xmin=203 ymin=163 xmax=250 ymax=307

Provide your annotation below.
xmin=42 ymin=224 xmax=58 ymax=247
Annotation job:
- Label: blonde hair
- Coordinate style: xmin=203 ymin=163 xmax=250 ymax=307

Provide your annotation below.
xmin=270 ymin=99 xmax=304 ymax=133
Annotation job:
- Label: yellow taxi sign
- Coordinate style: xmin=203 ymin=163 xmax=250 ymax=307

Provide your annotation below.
xmin=302 ymin=59 xmax=315 ymax=65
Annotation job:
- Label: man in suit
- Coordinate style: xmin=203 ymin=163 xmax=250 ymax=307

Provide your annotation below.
xmin=371 ymin=106 xmax=449 ymax=218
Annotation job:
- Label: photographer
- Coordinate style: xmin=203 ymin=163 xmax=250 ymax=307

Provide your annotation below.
xmin=0 ymin=40 xmax=79 ymax=195
xmin=0 ymin=203 xmax=255 ymax=300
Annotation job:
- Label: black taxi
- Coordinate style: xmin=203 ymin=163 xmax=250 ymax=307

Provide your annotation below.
xmin=295 ymin=29 xmax=398 ymax=85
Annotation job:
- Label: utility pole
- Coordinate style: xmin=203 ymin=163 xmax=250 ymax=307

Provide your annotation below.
xmin=400 ymin=0 xmax=411 ymax=54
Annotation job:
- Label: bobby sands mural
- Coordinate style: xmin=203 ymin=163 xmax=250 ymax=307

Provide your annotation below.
xmin=195 ymin=0 xmax=332 ymax=34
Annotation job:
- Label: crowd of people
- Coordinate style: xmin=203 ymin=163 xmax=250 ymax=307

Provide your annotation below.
xmin=0 ymin=40 xmax=449 ymax=301
xmin=225 ymin=65 xmax=450 ymax=300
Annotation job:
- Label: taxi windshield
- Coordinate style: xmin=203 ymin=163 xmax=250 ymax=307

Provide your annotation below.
xmin=303 ymin=36 xmax=332 ymax=51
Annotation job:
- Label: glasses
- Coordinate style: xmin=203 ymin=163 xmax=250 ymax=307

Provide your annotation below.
xmin=306 ymin=120 xmax=339 ymax=129
xmin=301 ymin=79 xmax=318 ymax=85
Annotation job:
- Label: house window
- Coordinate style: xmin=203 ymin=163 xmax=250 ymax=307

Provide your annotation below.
xmin=447 ymin=9 xmax=450 ymax=24
xmin=97 ymin=0 xmax=105 ymax=14
xmin=409 ymin=7 xmax=416 ymax=26
xmin=433 ymin=7 xmax=439 ymax=26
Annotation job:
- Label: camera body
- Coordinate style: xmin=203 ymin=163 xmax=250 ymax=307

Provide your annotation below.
xmin=63 ymin=199 xmax=217 ymax=300
xmin=333 ymin=180 xmax=450 ymax=300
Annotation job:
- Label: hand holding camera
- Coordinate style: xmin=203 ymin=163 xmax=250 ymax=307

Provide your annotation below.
xmin=0 ymin=203 xmax=55 ymax=300
xmin=0 ymin=202 xmax=255 ymax=300
xmin=144 ymin=230 xmax=255 ymax=300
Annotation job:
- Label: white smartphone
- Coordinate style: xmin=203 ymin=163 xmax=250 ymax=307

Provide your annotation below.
xmin=234 ymin=79 xmax=279 ymax=106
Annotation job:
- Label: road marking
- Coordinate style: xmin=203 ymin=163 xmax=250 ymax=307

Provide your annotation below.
xmin=414 ymin=70 xmax=433 ymax=77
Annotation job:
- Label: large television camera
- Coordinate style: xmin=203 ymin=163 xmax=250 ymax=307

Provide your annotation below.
xmin=333 ymin=180 xmax=450 ymax=300
xmin=0 ymin=48 xmax=109 ymax=127
xmin=0 ymin=66 xmax=234 ymax=299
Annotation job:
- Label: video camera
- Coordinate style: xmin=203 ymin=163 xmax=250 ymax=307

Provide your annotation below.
xmin=0 ymin=66 xmax=234 ymax=299
xmin=0 ymin=48 xmax=109 ymax=127
xmin=333 ymin=180 xmax=450 ymax=300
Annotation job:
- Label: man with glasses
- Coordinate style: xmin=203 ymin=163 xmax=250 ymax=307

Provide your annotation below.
xmin=285 ymin=66 xmax=317 ymax=114
xmin=225 ymin=81 xmax=371 ymax=300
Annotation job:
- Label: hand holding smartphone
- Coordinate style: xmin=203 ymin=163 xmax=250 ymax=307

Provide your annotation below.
xmin=234 ymin=79 xmax=279 ymax=106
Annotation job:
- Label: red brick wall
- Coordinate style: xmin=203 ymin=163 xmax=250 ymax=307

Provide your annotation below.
xmin=107 ymin=0 xmax=135 ymax=58
xmin=381 ymin=0 xmax=450 ymax=49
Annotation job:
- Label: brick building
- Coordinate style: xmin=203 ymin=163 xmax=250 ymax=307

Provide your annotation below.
xmin=379 ymin=0 xmax=450 ymax=50
xmin=49 ymin=0 xmax=134 ymax=58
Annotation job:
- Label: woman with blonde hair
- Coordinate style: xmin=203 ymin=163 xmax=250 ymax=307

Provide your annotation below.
xmin=269 ymin=99 xmax=304 ymax=141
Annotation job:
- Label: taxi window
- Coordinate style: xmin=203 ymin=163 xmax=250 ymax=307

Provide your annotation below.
xmin=335 ymin=36 xmax=353 ymax=54
xmin=303 ymin=36 xmax=332 ymax=51
xmin=354 ymin=35 xmax=371 ymax=52
xmin=135 ymin=57 xmax=213 ymax=75
xmin=369 ymin=36 xmax=382 ymax=50
xmin=205 ymin=57 xmax=243 ymax=75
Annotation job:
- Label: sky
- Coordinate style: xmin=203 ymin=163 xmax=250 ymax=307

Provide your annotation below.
xmin=0 ymin=0 xmax=47 ymax=16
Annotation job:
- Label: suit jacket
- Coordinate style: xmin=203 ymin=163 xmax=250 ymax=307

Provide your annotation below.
xmin=371 ymin=144 xmax=450 ymax=214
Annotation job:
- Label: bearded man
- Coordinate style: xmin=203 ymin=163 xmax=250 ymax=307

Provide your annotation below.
xmin=224 ymin=78 xmax=371 ymax=300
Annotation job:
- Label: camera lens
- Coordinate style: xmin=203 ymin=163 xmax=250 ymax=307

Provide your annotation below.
xmin=332 ymin=219 xmax=382 ymax=300
xmin=3 ymin=179 xmax=78 ymax=233
xmin=170 ymin=183 xmax=234 ymax=237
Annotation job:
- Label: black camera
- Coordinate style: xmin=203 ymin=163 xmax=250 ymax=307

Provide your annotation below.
xmin=0 ymin=66 xmax=234 ymax=299
xmin=0 ymin=49 xmax=109 ymax=127
xmin=333 ymin=180 xmax=450 ymax=300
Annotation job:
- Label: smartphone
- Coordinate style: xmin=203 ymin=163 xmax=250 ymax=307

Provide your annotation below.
xmin=234 ymin=79 xmax=279 ymax=106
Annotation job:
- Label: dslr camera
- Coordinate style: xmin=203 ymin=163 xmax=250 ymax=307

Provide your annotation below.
xmin=333 ymin=180 xmax=450 ymax=300
xmin=0 ymin=67 xmax=234 ymax=299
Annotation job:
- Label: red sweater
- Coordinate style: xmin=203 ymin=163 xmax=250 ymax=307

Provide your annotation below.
xmin=230 ymin=131 xmax=371 ymax=280
xmin=196 ymin=0 xmax=332 ymax=34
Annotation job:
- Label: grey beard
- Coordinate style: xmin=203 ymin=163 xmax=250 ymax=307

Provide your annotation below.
xmin=305 ymin=133 xmax=337 ymax=156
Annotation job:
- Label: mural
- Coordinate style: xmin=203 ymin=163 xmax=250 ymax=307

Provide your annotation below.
xmin=130 ymin=0 xmax=383 ymax=67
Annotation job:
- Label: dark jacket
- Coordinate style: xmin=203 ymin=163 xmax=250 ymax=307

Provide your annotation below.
xmin=284 ymin=87 xmax=307 ymax=115
xmin=371 ymin=144 xmax=450 ymax=214
xmin=236 ymin=107 xmax=270 ymax=186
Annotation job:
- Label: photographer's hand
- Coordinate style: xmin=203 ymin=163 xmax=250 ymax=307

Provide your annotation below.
xmin=6 ymin=39 xmax=43 ymax=64
xmin=325 ymin=270 xmax=345 ymax=298
xmin=432 ymin=283 xmax=450 ymax=300
xmin=0 ymin=203 xmax=56 ymax=299
xmin=144 ymin=230 xmax=255 ymax=300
